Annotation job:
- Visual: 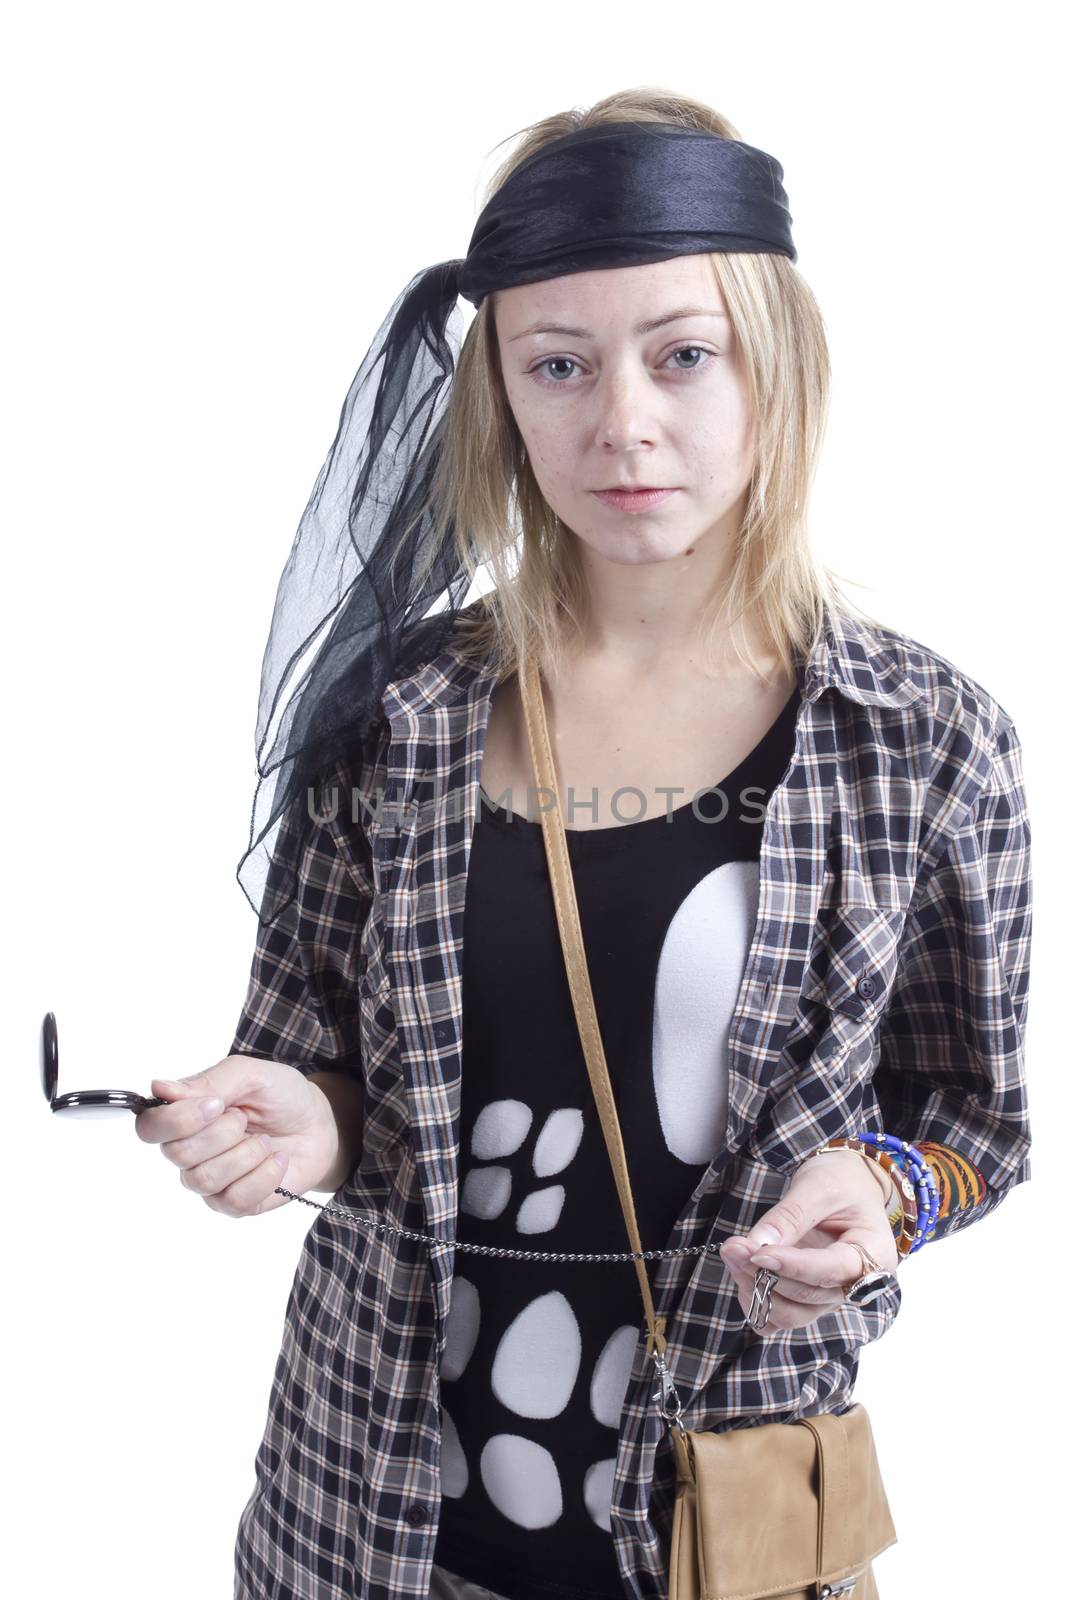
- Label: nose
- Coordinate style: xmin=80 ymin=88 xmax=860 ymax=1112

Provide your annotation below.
xmin=592 ymin=363 xmax=659 ymax=452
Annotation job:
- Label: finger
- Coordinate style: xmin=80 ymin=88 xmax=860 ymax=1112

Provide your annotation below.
xmin=748 ymin=1272 xmax=843 ymax=1308
xmin=152 ymin=1058 xmax=267 ymax=1110
xmin=143 ymin=1058 xmax=268 ymax=1132
xmin=149 ymin=1070 xmax=223 ymax=1106
xmin=720 ymin=1236 xmax=765 ymax=1281
xmin=180 ymin=1131 xmax=279 ymax=1204
xmin=136 ymin=1092 xmax=230 ymax=1145
xmin=160 ymin=1105 xmax=249 ymax=1168
xmin=748 ymin=1238 xmax=872 ymax=1289
xmin=203 ymin=1149 xmax=292 ymax=1219
xmin=244 ymin=1154 xmax=295 ymax=1218
xmin=719 ymin=1237 xmax=757 ymax=1286
xmin=731 ymin=1185 xmax=816 ymax=1255
xmin=722 ymin=1250 xmax=846 ymax=1334
xmin=733 ymin=1152 xmax=875 ymax=1256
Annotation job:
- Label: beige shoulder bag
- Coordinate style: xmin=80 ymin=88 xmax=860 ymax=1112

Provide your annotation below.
xmin=516 ymin=655 xmax=898 ymax=1600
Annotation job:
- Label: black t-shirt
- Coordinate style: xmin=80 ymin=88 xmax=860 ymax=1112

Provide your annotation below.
xmin=432 ymin=684 xmax=801 ymax=1600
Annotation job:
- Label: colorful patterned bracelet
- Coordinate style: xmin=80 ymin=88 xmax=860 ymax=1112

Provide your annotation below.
xmin=892 ymin=1140 xmax=987 ymax=1232
xmin=809 ymin=1134 xmax=939 ymax=1259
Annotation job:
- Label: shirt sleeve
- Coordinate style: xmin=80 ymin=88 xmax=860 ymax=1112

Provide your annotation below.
xmin=227 ymin=759 xmax=374 ymax=1082
xmin=872 ymin=713 xmax=1033 ymax=1245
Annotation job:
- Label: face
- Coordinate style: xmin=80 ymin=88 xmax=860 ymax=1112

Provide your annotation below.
xmin=493 ymin=254 xmax=755 ymax=569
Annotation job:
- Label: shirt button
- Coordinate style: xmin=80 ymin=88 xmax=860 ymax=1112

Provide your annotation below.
xmin=857 ymin=976 xmax=877 ymax=999
xmin=404 ymin=1503 xmax=429 ymax=1527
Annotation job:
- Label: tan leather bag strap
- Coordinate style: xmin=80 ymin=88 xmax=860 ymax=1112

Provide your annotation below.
xmin=517 ymin=654 xmax=667 ymax=1362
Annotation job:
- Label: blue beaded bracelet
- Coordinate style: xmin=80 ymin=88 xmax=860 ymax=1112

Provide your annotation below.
xmin=855 ymin=1131 xmax=939 ymax=1254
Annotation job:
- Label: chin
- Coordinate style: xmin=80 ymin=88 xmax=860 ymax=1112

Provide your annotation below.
xmin=578 ymin=528 xmax=697 ymax=565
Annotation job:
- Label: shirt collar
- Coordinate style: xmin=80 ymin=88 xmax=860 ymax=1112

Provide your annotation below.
xmin=801 ymin=608 xmax=929 ymax=708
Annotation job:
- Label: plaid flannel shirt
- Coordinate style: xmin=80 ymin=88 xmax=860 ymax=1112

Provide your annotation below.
xmin=229 ymin=604 xmax=1032 ymax=1600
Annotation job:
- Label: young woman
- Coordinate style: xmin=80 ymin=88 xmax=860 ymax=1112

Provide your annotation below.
xmin=137 ymin=89 xmax=1032 ymax=1600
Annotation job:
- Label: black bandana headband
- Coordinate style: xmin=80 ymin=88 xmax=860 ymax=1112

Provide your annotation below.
xmin=239 ymin=121 xmax=797 ymax=924
xmin=456 ymin=120 xmax=795 ymax=306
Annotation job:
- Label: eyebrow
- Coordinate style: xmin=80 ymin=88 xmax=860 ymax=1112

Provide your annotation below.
xmin=505 ymin=306 xmax=730 ymax=342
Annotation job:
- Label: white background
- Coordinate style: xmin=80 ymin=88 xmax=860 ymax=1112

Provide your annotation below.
xmin=6 ymin=3 xmax=1060 ymax=1594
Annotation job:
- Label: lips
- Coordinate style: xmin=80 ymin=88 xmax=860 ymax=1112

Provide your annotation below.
xmin=592 ymin=487 xmax=678 ymax=513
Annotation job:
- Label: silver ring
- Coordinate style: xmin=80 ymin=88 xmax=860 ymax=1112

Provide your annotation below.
xmin=746 ymin=1267 xmax=779 ymax=1331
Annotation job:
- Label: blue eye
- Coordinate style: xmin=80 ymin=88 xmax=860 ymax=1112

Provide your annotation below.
xmin=534 ymin=356 xmax=580 ymax=383
xmin=528 ymin=345 xmax=714 ymax=385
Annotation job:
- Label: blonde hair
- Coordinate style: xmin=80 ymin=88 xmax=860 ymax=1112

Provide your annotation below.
xmin=412 ymin=86 xmax=880 ymax=688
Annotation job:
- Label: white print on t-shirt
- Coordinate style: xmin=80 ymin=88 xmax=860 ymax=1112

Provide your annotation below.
xmin=440 ymin=860 xmax=760 ymax=1533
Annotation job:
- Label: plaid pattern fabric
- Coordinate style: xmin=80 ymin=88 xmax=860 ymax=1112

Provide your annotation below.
xmin=228 ymin=604 xmax=1032 ymax=1600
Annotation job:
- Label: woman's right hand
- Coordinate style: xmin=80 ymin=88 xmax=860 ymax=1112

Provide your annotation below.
xmin=134 ymin=1057 xmax=338 ymax=1217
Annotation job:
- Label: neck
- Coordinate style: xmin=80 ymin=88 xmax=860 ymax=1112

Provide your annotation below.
xmin=562 ymin=533 xmax=779 ymax=685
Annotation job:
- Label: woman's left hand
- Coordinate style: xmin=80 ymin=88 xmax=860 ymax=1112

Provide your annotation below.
xmin=718 ymin=1150 xmax=900 ymax=1332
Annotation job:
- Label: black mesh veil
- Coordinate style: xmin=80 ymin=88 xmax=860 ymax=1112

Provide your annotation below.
xmin=236 ymin=259 xmax=472 ymax=926
xmin=234 ymin=121 xmax=798 ymax=927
